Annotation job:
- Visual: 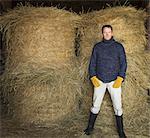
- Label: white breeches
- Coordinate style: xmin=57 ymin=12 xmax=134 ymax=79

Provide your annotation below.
xmin=90 ymin=80 xmax=123 ymax=116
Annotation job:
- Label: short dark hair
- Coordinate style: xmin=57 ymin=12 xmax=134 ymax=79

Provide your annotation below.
xmin=102 ymin=25 xmax=113 ymax=33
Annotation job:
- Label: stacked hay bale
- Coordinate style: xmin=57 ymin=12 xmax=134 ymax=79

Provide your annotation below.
xmin=79 ymin=6 xmax=150 ymax=133
xmin=0 ymin=6 xmax=81 ymax=126
xmin=0 ymin=5 xmax=149 ymax=134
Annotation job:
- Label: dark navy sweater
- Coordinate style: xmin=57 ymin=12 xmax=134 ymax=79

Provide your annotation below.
xmin=89 ymin=37 xmax=127 ymax=83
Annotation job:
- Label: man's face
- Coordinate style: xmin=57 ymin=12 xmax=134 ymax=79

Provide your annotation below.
xmin=102 ymin=27 xmax=113 ymax=40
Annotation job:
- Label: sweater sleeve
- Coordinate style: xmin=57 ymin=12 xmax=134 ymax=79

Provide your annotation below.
xmin=118 ymin=44 xmax=127 ymax=79
xmin=88 ymin=46 xmax=97 ymax=78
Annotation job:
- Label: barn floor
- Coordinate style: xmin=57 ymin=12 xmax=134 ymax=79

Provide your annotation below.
xmin=0 ymin=113 xmax=149 ymax=138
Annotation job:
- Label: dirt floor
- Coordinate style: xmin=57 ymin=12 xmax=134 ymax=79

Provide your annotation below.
xmin=0 ymin=112 xmax=149 ymax=138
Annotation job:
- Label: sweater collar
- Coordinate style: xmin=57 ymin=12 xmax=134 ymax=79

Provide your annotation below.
xmin=103 ymin=37 xmax=114 ymax=44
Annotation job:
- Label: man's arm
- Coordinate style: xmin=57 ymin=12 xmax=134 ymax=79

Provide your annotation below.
xmin=88 ymin=46 xmax=97 ymax=78
xmin=113 ymin=44 xmax=127 ymax=88
xmin=118 ymin=45 xmax=127 ymax=80
xmin=88 ymin=46 xmax=101 ymax=88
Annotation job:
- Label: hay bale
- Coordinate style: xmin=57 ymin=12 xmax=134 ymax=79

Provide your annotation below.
xmin=143 ymin=52 xmax=150 ymax=88
xmin=0 ymin=6 xmax=81 ymax=126
xmin=79 ymin=6 xmax=149 ymax=134
xmin=80 ymin=52 xmax=150 ymax=131
xmin=0 ymin=6 xmax=81 ymax=73
xmin=80 ymin=6 xmax=147 ymax=56
xmin=1 ymin=67 xmax=81 ymax=126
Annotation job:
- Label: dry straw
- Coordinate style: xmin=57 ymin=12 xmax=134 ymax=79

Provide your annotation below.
xmin=0 ymin=6 xmax=81 ymax=126
xmin=80 ymin=6 xmax=147 ymax=56
xmin=0 ymin=5 xmax=149 ymax=135
xmin=79 ymin=6 xmax=149 ymax=134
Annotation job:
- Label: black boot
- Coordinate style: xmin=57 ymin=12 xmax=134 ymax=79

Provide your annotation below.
xmin=115 ymin=115 xmax=127 ymax=138
xmin=84 ymin=111 xmax=98 ymax=135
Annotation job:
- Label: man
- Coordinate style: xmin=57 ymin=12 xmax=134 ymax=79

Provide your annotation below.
xmin=84 ymin=25 xmax=127 ymax=138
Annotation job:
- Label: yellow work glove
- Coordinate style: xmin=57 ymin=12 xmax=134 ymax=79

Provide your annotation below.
xmin=113 ymin=76 xmax=124 ymax=88
xmin=90 ymin=76 xmax=100 ymax=88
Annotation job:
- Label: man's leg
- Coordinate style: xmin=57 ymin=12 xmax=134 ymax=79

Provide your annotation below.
xmin=107 ymin=81 xmax=127 ymax=138
xmin=84 ymin=81 xmax=106 ymax=135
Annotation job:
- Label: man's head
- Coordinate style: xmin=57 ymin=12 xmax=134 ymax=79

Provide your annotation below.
xmin=102 ymin=25 xmax=113 ymax=40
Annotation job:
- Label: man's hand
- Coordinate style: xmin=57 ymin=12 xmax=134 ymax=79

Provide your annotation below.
xmin=113 ymin=76 xmax=124 ymax=88
xmin=91 ymin=76 xmax=101 ymax=88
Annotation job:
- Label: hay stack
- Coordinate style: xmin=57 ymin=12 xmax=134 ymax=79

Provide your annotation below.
xmin=80 ymin=6 xmax=147 ymax=56
xmin=79 ymin=6 xmax=149 ymax=133
xmin=0 ymin=6 xmax=81 ymax=73
xmin=1 ymin=67 xmax=81 ymax=126
xmin=79 ymin=53 xmax=150 ymax=127
xmin=0 ymin=6 xmax=81 ymax=126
